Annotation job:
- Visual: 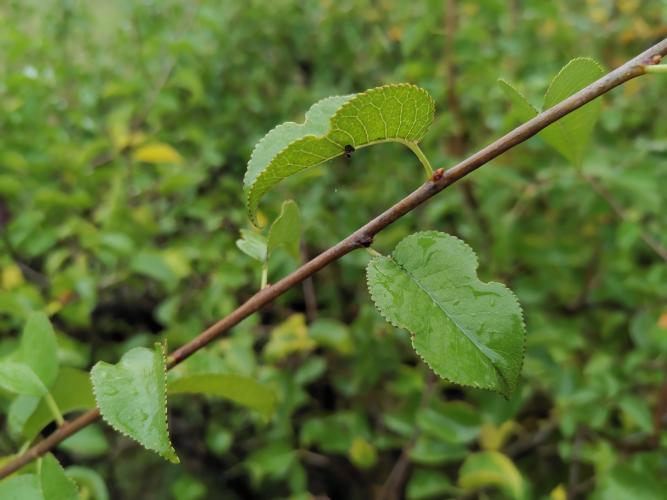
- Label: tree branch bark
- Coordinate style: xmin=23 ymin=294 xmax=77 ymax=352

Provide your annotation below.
xmin=1 ymin=38 xmax=665 ymax=480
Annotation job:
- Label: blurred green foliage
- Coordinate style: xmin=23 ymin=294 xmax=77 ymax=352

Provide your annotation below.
xmin=1 ymin=0 xmax=666 ymax=498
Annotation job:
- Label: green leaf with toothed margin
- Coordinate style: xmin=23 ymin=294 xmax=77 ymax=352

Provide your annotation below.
xmin=244 ymin=84 xmax=435 ymax=224
xmin=40 ymin=453 xmax=79 ymax=500
xmin=500 ymin=57 xmax=604 ymax=167
xmin=90 ymin=343 xmax=179 ymax=463
xmin=366 ymin=232 xmax=525 ymax=397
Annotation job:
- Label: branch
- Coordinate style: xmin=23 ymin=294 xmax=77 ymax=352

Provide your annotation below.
xmin=1 ymin=38 xmax=665 ymax=480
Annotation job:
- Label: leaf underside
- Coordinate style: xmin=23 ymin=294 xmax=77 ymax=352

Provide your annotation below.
xmin=500 ymin=57 xmax=604 ymax=166
xmin=244 ymin=83 xmax=435 ymax=223
xmin=366 ymin=231 xmax=525 ymax=397
xmin=90 ymin=343 xmax=179 ymax=463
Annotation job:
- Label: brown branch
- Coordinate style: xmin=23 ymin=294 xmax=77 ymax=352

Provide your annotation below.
xmin=1 ymin=38 xmax=665 ymax=480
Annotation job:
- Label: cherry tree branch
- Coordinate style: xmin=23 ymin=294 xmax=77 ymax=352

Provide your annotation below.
xmin=1 ymin=38 xmax=665 ymax=480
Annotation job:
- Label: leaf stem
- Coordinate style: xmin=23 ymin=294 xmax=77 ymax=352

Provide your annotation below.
xmin=45 ymin=392 xmax=65 ymax=427
xmin=403 ymin=141 xmax=434 ymax=178
xmin=646 ymin=64 xmax=667 ymax=74
xmin=260 ymin=261 xmax=269 ymax=289
xmin=366 ymin=247 xmax=383 ymax=258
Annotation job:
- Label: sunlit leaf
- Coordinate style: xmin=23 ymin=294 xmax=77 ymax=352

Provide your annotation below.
xmin=542 ymin=58 xmax=605 ymax=166
xmin=0 ymin=473 xmax=41 ymax=500
xmin=168 ymin=373 xmax=276 ymax=419
xmin=90 ymin=343 xmax=179 ymax=463
xmin=132 ymin=143 xmax=183 ymax=164
xmin=40 ymin=453 xmax=79 ymax=500
xmin=0 ymin=362 xmax=48 ymax=396
xmin=458 ymin=451 xmax=525 ymax=499
xmin=501 ymin=58 xmax=604 ymax=167
xmin=263 ymin=313 xmax=315 ymax=361
xmin=244 ymin=84 xmax=435 ymax=223
xmin=236 ymin=229 xmax=267 ymax=262
xmin=367 ymin=231 xmax=525 ymax=397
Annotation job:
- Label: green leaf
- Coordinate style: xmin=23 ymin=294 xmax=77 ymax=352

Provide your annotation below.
xmin=542 ymin=58 xmax=605 ymax=166
xmin=23 ymin=367 xmax=96 ymax=440
xmin=267 ymin=200 xmax=301 ymax=262
xmin=20 ymin=312 xmax=59 ymax=388
xmin=0 ymin=361 xmax=48 ymax=396
xmin=90 ymin=343 xmax=179 ymax=463
xmin=168 ymin=373 xmax=276 ymax=420
xmin=65 ymin=466 xmax=109 ymax=500
xmin=458 ymin=451 xmax=525 ymax=499
xmin=236 ymin=229 xmax=267 ymax=262
xmin=0 ymin=473 xmax=41 ymax=500
xmin=244 ymin=84 xmax=435 ymax=223
xmin=407 ymin=469 xmax=458 ymax=500
xmin=501 ymin=58 xmax=604 ymax=167
xmin=40 ymin=453 xmax=79 ymax=500
xmin=59 ymin=424 xmax=109 ymax=458
xmin=348 ymin=437 xmax=377 ymax=469
xmin=366 ymin=231 xmax=525 ymax=397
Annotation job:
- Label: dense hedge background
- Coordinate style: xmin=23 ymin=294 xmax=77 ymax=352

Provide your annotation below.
xmin=1 ymin=1 xmax=666 ymax=498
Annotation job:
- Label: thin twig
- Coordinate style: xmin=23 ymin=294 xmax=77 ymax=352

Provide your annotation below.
xmin=1 ymin=38 xmax=665 ymax=480
xmin=580 ymin=172 xmax=667 ymax=262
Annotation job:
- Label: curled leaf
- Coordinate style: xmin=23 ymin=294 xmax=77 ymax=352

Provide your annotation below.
xmin=244 ymin=84 xmax=435 ymax=223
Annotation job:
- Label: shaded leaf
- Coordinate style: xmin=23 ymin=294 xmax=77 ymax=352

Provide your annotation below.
xmin=407 ymin=469 xmax=458 ymax=500
xmin=244 ymin=84 xmax=435 ymax=223
xmin=366 ymin=231 xmax=525 ymax=397
xmin=23 ymin=367 xmax=96 ymax=440
xmin=267 ymin=200 xmax=301 ymax=262
xmin=90 ymin=343 xmax=179 ymax=463
xmin=168 ymin=373 xmax=276 ymax=419
xmin=65 ymin=466 xmax=109 ymax=500
xmin=20 ymin=312 xmax=59 ymax=388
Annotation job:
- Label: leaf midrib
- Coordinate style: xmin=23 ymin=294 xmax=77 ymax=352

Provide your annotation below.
xmin=388 ymin=255 xmax=510 ymax=390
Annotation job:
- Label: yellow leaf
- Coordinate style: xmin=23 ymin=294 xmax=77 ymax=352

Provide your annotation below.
xmin=2 ymin=265 xmax=24 ymax=290
xmin=133 ymin=143 xmax=183 ymax=164
xmin=480 ymin=421 xmax=517 ymax=451
xmin=459 ymin=451 xmax=524 ymax=499
xmin=550 ymin=484 xmax=567 ymax=500
xmin=264 ymin=314 xmax=315 ymax=361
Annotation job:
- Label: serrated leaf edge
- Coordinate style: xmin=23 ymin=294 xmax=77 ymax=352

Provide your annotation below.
xmin=90 ymin=343 xmax=179 ymax=463
xmin=365 ymin=230 xmax=526 ymax=398
xmin=245 ymin=83 xmax=435 ymax=224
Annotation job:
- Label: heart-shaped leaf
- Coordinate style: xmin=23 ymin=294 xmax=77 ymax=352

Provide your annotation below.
xmin=168 ymin=373 xmax=276 ymax=420
xmin=366 ymin=232 xmax=525 ymax=397
xmin=244 ymin=83 xmax=435 ymax=223
xmin=90 ymin=343 xmax=178 ymax=463
xmin=500 ymin=57 xmax=604 ymax=167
